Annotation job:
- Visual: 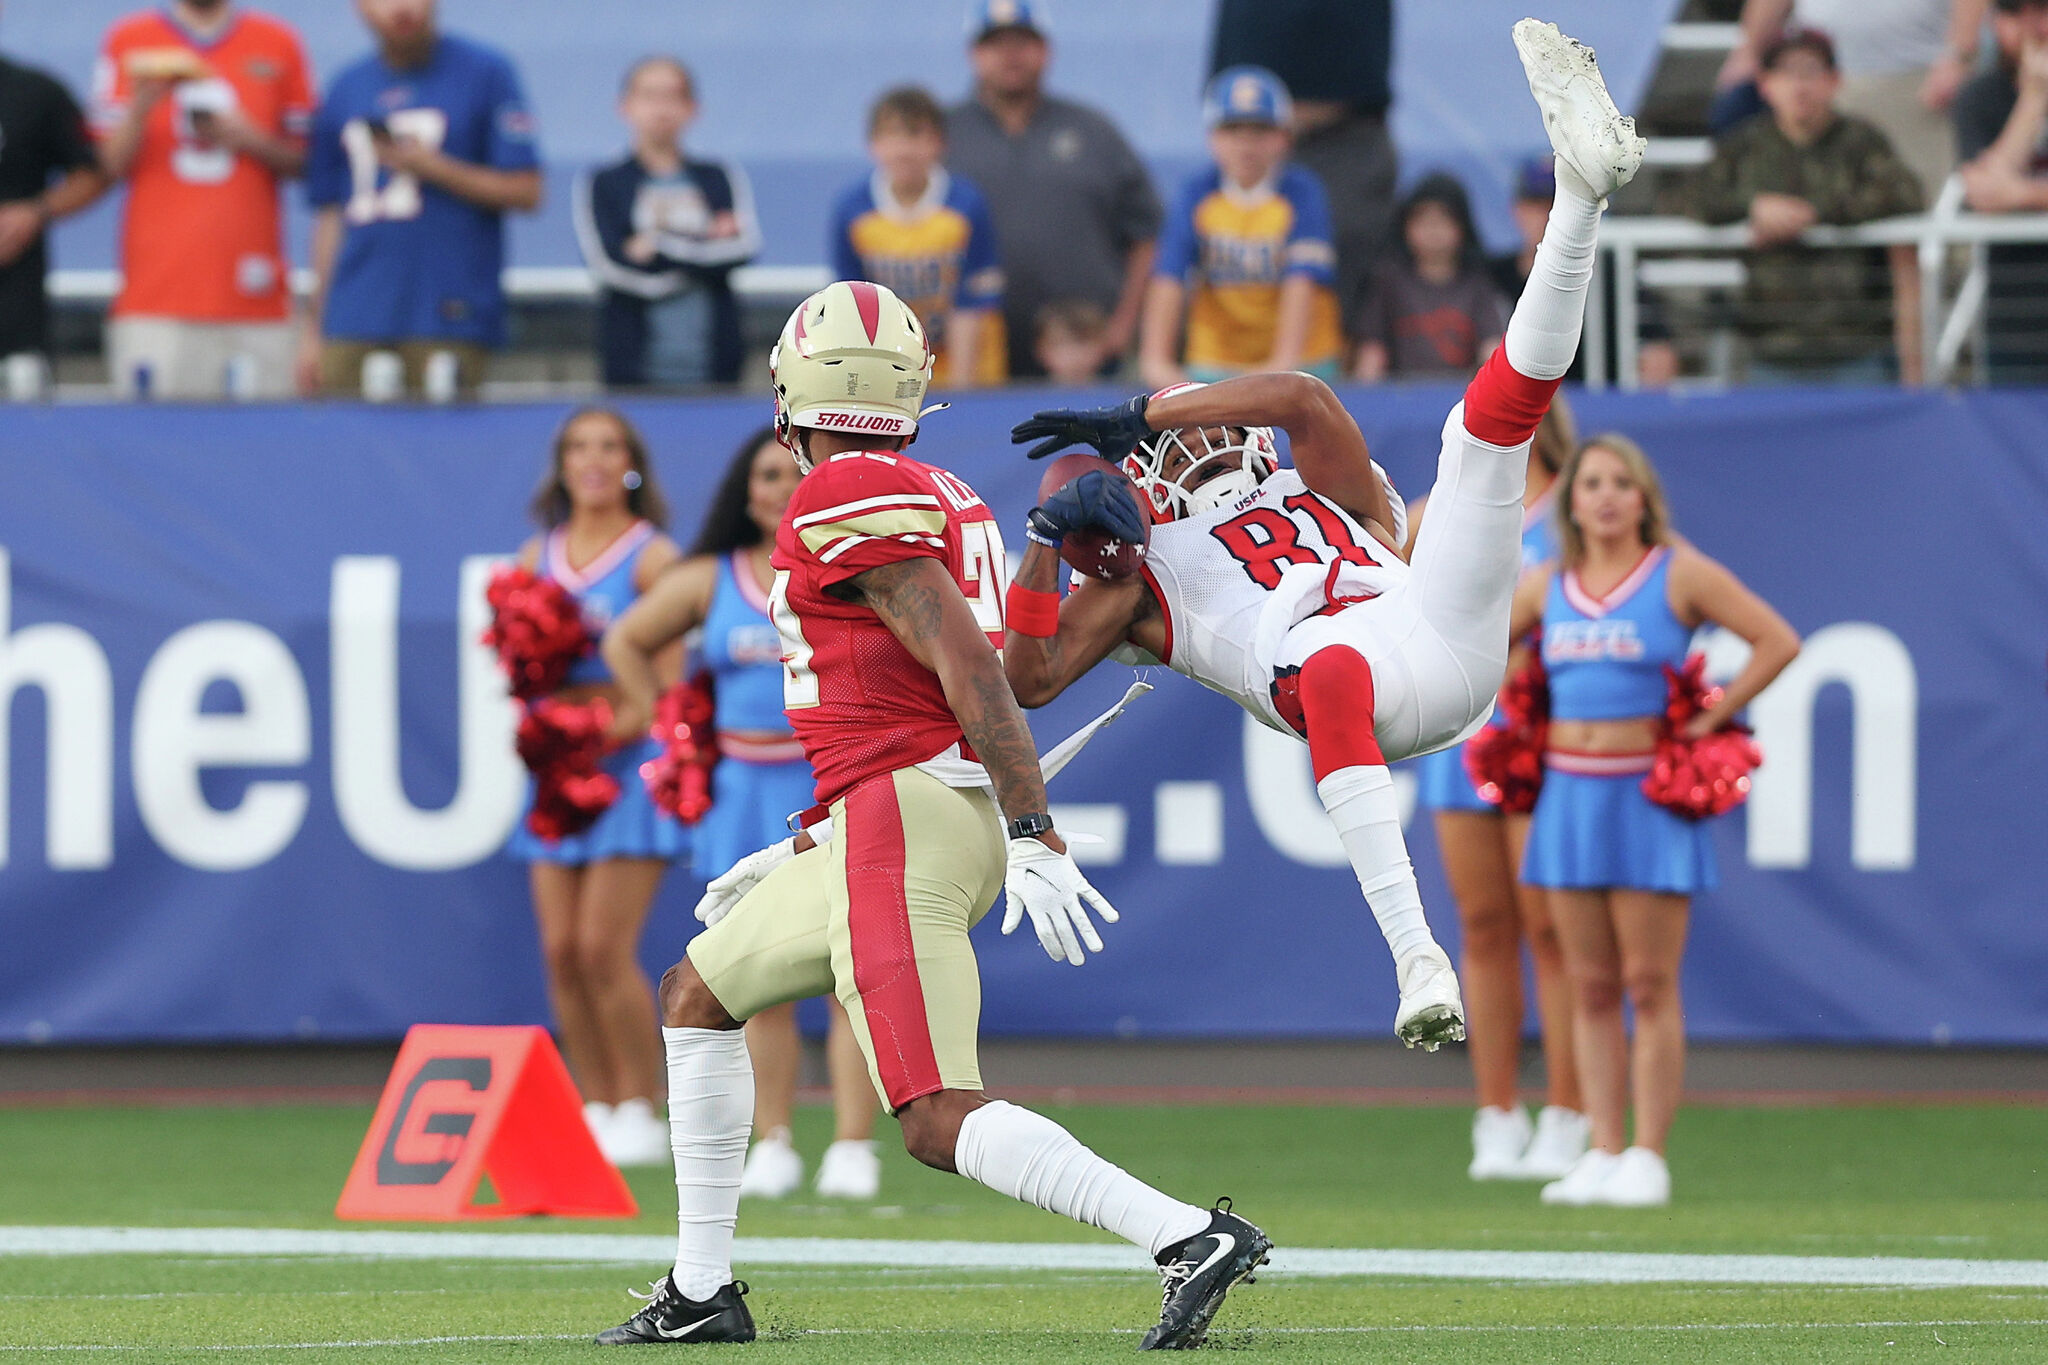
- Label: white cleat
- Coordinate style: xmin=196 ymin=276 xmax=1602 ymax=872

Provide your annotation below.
xmin=1540 ymin=1147 xmax=1620 ymax=1205
xmin=1468 ymin=1105 xmax=1534 ymax=1181
xmin=737 ymin=1129 xmax=804 ymax=1199
xmin=1394 ymin=947 xmax=1467 ymax=1052
xmin=1513 ymin=18 xmax=1647 ymax=205
xmin=813 ymin=1138 xmax=882 ymax=1200
xmin=1514 ymin=1105 xmax=1592 ymax=1181
xmin=601 ymin=1097 xmax=674 ymax=1168
xmin=1600 ymin=1146 xmax=1672 ymax=1207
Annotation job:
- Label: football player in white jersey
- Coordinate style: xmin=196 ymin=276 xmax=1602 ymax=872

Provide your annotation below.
xmin=1003 ymin=19 xmax=1646 ymax=1051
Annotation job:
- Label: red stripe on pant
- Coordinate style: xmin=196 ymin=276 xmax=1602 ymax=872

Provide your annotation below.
xmin=843 ymin=774 xmax=946 ymax=1110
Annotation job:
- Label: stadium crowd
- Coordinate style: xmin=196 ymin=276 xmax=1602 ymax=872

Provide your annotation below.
xmin=3 ymin=0 xmax=2046 ymax=397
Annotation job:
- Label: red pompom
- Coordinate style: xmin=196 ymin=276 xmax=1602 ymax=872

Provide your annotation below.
xmin=1463 ymin=647 xmax=1549 ymax=814
xmin=1642 ymin=653 xmax=1764 ymax=820
xmin=640 ymin=674 xmax=720 ymax=824
xmin=517 ymin=698 xmax=619 ymax=839
xmin=482 ymin=566 xmax=595 ymax=701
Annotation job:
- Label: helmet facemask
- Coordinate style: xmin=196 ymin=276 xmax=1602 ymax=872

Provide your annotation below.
xmin=1121 ymin=423 xmax=1281 ymax=522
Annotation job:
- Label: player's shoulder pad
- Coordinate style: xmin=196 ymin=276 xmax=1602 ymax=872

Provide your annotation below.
xmin=791 ymin=450 xmax=941 ymax=509
xmin=787 ymin=453 xmax=959 ymax=560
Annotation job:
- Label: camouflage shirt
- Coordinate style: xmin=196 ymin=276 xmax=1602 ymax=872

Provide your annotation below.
xmin=1689 ymin=114 xmax=1924 ymax=366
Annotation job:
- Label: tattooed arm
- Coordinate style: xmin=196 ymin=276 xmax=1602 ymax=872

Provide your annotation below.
xmin=851 ymin=557 xmax=1065 ymax=852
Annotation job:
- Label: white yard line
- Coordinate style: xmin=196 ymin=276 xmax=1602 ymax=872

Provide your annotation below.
xmin=0 ymin=1338 xmax=587 ymax=1353
xmin=7 ymin=1226 xmax=2048 ymax=1289
xmin=3 ymin=1322 xmax=2047 ymax=1351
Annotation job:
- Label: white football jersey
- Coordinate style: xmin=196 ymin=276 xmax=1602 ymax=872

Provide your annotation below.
xmin=1142 ymin=468 xmax=1408 ymax=733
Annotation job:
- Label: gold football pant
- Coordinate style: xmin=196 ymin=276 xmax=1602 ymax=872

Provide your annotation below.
xmin=687 ymin=766 xmax=1005 ymax=1111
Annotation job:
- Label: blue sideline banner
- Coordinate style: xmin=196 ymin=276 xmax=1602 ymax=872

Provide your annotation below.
xmin=2 ymin=387 xmax=2044 ymax=1045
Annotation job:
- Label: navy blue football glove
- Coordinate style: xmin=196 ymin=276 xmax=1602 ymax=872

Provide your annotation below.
xmin=1011 ymin=394 xmax=1154 ymax=462
xmin=1027 ymin=469 xmax=1148 ymax=547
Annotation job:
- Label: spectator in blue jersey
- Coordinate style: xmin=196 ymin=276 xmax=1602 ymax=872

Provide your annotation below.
xmin=299 ymin=0 xmax=542 ymax=398
xmin=1139 ymin=65 xmax=1344 ymax=388
xmin=1210 ymin=0 xmax=1397 ymax=341
xmin=575 ymin=56 xmax=760 ymax=390
xmin=830 ymin=86 xmax=1005 ymax=387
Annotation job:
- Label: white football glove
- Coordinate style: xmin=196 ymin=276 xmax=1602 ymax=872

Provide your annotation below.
xmin=1000 ymin=836 xmax=1119 ymax=966
xmin=693 ymin=825 xmax=812 ymax=928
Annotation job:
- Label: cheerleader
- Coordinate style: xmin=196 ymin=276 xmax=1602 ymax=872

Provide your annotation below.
xmin=1409 ymin=397 xmax=1588 ymax=1182
xmin=508 ymin=407 xmax=687 ymax=1168
xmin=1512 ymin=434 xmax=1799 ymax=1206
xmin=605 ymin=427 xmax=881 ymax=1200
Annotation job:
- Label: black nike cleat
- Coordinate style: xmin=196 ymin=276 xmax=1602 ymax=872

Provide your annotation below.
xmin=595 ymin=1275 xmax=755 ymax=1345
xmin=1138 ymin=1199 xmax=1273 ymax=1350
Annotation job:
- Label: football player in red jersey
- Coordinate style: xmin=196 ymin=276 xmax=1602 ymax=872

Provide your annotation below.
xmin=597 ymin=281 xmax=1269 ymax=1351
xmin=1000 ymin=22 xmax=1646 ymax=1057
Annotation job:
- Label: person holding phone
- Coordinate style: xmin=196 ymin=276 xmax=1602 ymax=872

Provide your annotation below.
xmin=92 ymin=0 xmax=312 ymax=399
xmin=301 ymin=0 xmax=543 ymax=398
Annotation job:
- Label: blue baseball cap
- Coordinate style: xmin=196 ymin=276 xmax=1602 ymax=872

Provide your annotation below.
xmin=968 ymin=0 xmax=1046 ymax=41
xmin=1204 ymin=66 xmax=1293 ymax=130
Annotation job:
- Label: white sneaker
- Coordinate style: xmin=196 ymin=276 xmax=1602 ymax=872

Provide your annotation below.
xmin=1600 ymin=1146 xmax=1671 ymax=1207
xmin=737 ymin=1129 xmax=803 ymax=1199
xmin=1515 ymin=1106 xmax=1592 ymax=1180
xmin=1394 ymin=946 xmax=1466 ymax=1051
xmin=602 ymin=1097 xmax=674 ymax=1168
xmin=1513 ymin=18 xmax=1647 ymax=204
xmin=1540 ymin=1148 xmax=1620 ymax=1205
xmin=1467 ymin=1106 xmax=1533 ymax=1180
xmin=813 ymin=1139 xmax=881 ymax=1199
xmin=582 ymin=1100 xmax=615 ymax=1153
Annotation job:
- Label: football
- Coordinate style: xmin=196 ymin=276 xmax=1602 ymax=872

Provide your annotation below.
xmin=1035 ymin=452 xmax=1151 ymax=581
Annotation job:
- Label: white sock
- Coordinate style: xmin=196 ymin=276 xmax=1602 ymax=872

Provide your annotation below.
xmin=1503 ymin=178 xmax=1602 ymax=381
xmin=954 ymin=1100 xmax=1209 ymax=1257
xmin=662 ymin=1026 xmax=754 ymax=1302
xmin=1317 ymin=764 xmax=1438 ymax=970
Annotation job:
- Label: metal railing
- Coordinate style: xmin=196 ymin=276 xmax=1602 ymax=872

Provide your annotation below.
xmin=48 ymin=181 xmax=2048 ymax=392
xmin=1585 ymin=176 xmax=2048 ymax=390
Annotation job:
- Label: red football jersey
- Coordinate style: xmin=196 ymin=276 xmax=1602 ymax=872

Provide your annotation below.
xmin=769 ymin=449 xmax=1009 ymax=805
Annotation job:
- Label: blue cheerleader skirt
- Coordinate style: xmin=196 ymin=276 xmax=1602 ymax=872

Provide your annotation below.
xmin=1521 ymin=757 xmax=1717 ymax=895
xmin=506 ymin=736 xmax=689 ymax=866
xmin=692 ymin=757 xmax=817 ymax=881
xmin=1413 ymin=736 xmax=1496 ymax=814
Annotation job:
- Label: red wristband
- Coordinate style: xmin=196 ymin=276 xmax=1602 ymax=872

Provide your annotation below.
xmin=1005 ymin=582 xmax=1060 ymax=638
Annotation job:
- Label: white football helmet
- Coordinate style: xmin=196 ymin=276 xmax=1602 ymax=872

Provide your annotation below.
xmin=1120 ymin=382 xmax=1280 ymax=522
xmin=769 ymin=280 xmax=936 ymax=471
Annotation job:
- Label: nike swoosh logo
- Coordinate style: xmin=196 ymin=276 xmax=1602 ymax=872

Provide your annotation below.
xmin=657 ymin=1315 xmax=721 ymax=1339
xmin=1184 ymin=1232 xmax=1236 ymax=1286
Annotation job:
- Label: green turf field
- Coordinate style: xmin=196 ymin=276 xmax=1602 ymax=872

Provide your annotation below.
xmin=5 ymin=1101 xmax=2046 ymax=1360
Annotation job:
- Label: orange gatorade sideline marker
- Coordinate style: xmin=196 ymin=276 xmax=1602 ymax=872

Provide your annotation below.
xmin=336 ymin=1024 xmax=637 ymax=1221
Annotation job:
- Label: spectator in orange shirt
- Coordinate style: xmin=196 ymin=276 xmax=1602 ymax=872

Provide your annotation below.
xmin=93 ymin=0 xmax=313 ymax=399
